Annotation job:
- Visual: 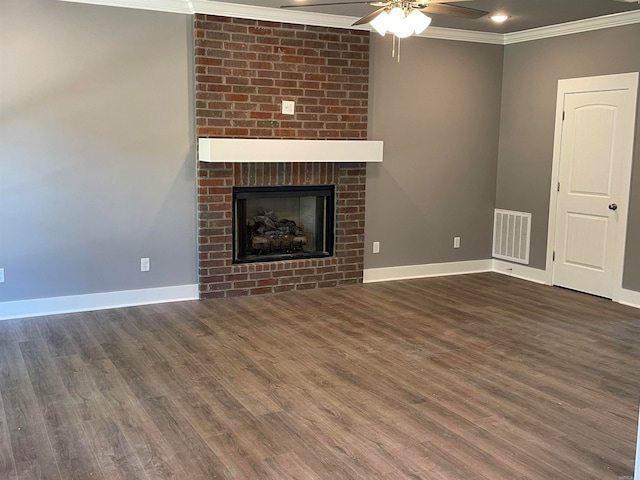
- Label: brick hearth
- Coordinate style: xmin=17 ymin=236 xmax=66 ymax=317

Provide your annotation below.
xmin=195 ymin=15 xmax=370 ymax=299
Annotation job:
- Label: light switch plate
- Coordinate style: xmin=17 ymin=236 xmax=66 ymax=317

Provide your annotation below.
xmin=282 ymin=100 xmax=295 ymax=115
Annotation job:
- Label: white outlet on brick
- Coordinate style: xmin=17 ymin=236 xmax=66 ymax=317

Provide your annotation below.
xmin=141 ymin=258 xmax=150 ymax=272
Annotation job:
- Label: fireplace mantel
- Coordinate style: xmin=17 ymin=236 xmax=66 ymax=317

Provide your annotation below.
xmin=198 ymin=138 xmax=383 ymax=163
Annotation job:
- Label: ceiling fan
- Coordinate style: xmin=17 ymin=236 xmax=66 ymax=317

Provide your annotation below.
xmin=281 ymin=0 xmax=490 ymax=28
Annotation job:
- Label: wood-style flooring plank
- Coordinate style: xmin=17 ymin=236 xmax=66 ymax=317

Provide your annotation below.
xmin=1 ymin=379 xmax=61 ymax=480
xmin=18 ymin=340 xmax=70 ymax=405
xmin=140 ymin=395 xmax=231 ymax=480
xmin=263 ymin=451 xmax=323 ymax=480
xmin=83 ymin=417 xmax=149 ymax=480
xmin=60 ymin=317 xmax=108 ymax=364
xmin=100 ymin=388 xmax=184 ymax=480
xmin=45 ymin=422 xmax=105 ymax=480
xmin=36 ymin=316 xmax=78 ymax=359
xmin=0 ymin=388 xmax=17 ymax=479
xmin=201 ymin=431 xmax=272 ymax=480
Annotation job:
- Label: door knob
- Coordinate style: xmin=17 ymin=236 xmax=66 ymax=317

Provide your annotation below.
xmin=609 ymin=203 xmax=618 ymax=211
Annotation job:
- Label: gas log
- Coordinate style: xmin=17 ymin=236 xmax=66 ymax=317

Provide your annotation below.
xmin=248 ymin=210 xmax=308 ymax=254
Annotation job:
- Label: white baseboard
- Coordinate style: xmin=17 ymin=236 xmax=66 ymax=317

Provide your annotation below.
xmin=363 ymin=259 xmax=493 ymax=283
xmin=3 ymin=263 xmax=638 ymax=320
xmin=0 ymin=284 xmax=199 ymax=321
xmin=492 ymin=259 xmax=548 ymax=284
xmin=619 ymin=288 xmax=640 ymax=309
xmin=362 ymin=259 xmax=546 ymax=284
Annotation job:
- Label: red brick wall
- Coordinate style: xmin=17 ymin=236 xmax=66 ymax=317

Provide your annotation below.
xmin=195 ymin=15 xmax=369 ymax=299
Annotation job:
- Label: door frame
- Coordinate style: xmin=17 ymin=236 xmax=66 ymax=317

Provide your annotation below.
xmin=545 ymin=72 xmax=639 ymax=301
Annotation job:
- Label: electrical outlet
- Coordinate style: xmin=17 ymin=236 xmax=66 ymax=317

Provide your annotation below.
xmin=372 ymin=241 xmax=380 ymax=254
xmin=453 ymin=236 xmax=461 ymax=249
xmin=141 ymin=258 xmax=150 ymax=272
xmin=0 ymin=268 xmax=4 ymax=283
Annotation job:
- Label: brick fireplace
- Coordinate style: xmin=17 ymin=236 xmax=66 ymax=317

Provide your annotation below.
xmin=195 ymin=15 xmax=370 ymax=299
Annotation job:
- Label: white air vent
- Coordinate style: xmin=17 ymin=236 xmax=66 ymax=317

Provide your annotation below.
xmin=492 ymin=209 xmax=531 ymax=264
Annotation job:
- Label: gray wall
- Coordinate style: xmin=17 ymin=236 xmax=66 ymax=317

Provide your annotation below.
xmin=365 ymin=36 xmax=503 ymax=269
xmin=496 ymin=24 xmax=640 ymax=291
xmin=0 ymin=0 xmax=197 ymax=302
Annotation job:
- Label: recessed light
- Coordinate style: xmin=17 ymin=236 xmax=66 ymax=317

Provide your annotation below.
xmin=490 ymin=14 xmax=510 ymax=23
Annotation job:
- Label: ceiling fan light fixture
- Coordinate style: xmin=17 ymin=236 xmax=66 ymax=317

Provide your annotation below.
xmin=387 ymin=6 xmax=405 ymax=33
xmin=370 ymin=6 xmax=432 ymax=38
xmin=395 ymin=16 xmax=415 ymax=38
xmin=370 ymin=10 xmax=390 ymax=35
xmin=408 ymin=9 xmax=431 ymax=34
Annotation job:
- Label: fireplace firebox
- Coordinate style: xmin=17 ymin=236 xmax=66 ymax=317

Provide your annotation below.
xmin=233 ymin=185 xmax=335 ymax=263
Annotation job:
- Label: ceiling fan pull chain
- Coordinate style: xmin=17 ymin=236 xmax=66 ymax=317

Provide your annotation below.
xmin=392 ymin=34 xmax=396 ymax=58
xmin=397 ymin=36 xmax=401 ymax=62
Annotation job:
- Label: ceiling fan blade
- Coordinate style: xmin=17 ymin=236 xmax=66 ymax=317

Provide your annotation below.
xmin=419 ymin=3 xmax=488 ymax=19
xmin=414 ymin=0 xmax=474 ymax=3
xmin=352 ymin=6 xmax=388 ymax=26
xmin=281 ymin=1 xmax=378 ymax=8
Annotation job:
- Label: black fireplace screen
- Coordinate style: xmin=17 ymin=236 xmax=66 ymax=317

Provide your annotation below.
xmin=233 ymin=185 xmax=335 ymax=263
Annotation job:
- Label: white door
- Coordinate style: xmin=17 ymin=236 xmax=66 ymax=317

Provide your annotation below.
xmin=551 ymin=73 xmax=638 ymax=299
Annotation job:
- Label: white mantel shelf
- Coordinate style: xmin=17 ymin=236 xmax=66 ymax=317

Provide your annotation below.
xmin=198 ymin=138 xmax=383 ymax=163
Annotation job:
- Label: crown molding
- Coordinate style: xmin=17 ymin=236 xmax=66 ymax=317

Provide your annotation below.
xmin=59 ymin=0 xmax=192 ymax=14
xmin=416 ymin=26 xmax=503 ymax=44
xmin=58 ymin=0 xmax=640 ymax=45
xmin=503 ymin=10 xmax=640 ymax=44
xmin=191 ymin=0 xmax=363 ymax=29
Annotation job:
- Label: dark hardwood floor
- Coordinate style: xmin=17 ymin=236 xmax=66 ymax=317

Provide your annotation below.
xmin=1 ymin=272 xmax=639 ymax=479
